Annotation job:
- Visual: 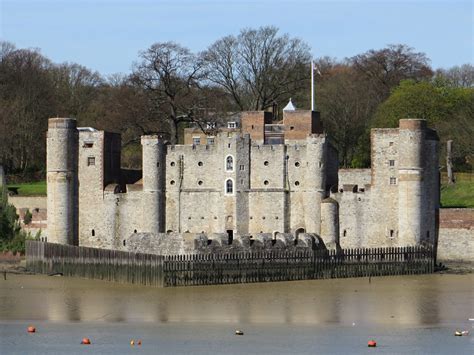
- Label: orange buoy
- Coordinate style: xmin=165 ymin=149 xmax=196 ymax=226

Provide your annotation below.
xmin=368 ymin=340 xmax=377 ymax=347
xmin=27 ymin=326 xmax=36 ymax=333
xmin=81 ymin=338 xmax=91 ymax=345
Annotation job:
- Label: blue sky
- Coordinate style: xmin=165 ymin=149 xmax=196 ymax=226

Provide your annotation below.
xmin=1 ymin=0 xmax=472 ymax=75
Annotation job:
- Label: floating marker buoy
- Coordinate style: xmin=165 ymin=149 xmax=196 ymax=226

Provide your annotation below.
xmin=27 ymin=326 xmax=36 ymax=333
xmin=81 ymin=338 xmax=91 ymax=345
xmin=454 ymin=330 xmax=468 ymax=336
xmin=137 ymin=340 xmax=142 ymax=346
xmin=130 ymin=340 xmax=135 ymax=346
xmin=368 ymin=340 xmax=377 ymax=347
xmin=235 ymin=330 xmax=244 ymax=335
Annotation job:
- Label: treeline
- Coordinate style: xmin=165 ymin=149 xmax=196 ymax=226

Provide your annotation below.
xmin=0 ymin=26 xmax=472 ymax=178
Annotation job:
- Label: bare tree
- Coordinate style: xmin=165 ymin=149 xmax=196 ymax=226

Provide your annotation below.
xmin=50 ymin=62 xmax=103 ymax=118
xmin=350 ymin=44 xmax=433 ymax=100
xmin=316 ymin=62 xmax=378 ymax=167
xmin=132 ymin=42 xmax=204 ymax=143
xmin=0 ymin=44 xmax=55 ymax=173
xmin=202 ymin=26 xmax=311 ymax=111
xmin=435 ymin=64 xmax=474 ymax=88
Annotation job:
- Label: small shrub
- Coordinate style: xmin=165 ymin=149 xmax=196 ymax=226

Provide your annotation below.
xmin=23 ymin=209 xmax=32 ymax=225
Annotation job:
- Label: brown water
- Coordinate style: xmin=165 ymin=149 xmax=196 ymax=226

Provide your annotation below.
xmin=0 ymin=274 xmax=473 ymax=354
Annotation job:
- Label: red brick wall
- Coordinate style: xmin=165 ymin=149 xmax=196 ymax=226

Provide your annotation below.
xmin=283 ymin=111 xmax=322 ymax=140
xmin=439 ymin=208 xmax=474 ymax=229
xmin=241 ymin=111 xmax=272 ymax=142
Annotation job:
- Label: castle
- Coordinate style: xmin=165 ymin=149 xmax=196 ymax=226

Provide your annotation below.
xmin=46 ymin=103 xmax=440 ymax=255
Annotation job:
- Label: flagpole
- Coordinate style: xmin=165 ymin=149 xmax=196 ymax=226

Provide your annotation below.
xmin=311 ymin=61 xmax=314 ymax=111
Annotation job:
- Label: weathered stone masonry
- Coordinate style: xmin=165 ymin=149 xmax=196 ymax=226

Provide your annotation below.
xmin=46 ymin=111 xmax=442 ymax=256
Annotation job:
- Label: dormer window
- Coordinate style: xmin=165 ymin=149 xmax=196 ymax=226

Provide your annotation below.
xmin=227 ymin=122 xmax=237 ymax=129
xmin=206 ymin=122 xmax=216 ymax=129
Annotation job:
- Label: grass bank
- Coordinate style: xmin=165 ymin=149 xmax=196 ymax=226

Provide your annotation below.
xmin=440 ymin=172 xmax=473 ymax=208
xmin=6 ymin=181 xmax=46 ymax=196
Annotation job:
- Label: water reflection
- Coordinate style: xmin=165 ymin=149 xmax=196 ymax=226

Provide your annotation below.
xmin=0 ymin=274 xmax=471 ymax=325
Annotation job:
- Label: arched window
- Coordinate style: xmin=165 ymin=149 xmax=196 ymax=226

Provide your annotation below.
xmin=226 ymin=179 xmax=233 ymax=194
xmin=226 ymin=155 xmax=234 ymax=171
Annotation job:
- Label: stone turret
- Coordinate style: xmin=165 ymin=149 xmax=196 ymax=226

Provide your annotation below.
xmin=320 ymin=197 xmax=339 ymax=250
xmin=141 ymin=136 xmax=166 ymax=234
xmin=398 ymin=119 xmax=426 ymax=245
xmin=304 ymin=135 xmax=328 ymax=234
xmin=47 ymin=118 xmax=78 ymax=245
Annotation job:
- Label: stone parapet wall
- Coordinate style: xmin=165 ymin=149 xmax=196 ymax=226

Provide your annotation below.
xmin=123 ymin=232 xmax=318 ymax=256
xmin=8 ymin=196 xmax=47 ymax=210
xmin=338 ymin=169 xmax=371 ymax=189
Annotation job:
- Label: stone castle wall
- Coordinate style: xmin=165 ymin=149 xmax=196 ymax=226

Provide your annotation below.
xmin=44 ymin=116 xmax=455 ymax=259
xmin=437 ymin=208 xmax=473 ymax=263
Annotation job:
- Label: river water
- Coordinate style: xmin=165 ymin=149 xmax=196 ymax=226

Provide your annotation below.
xmin=0 ymin=273 xmax=472 ymax=354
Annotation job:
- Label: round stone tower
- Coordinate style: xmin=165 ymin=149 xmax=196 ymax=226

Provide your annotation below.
xmin=320 ymin=197 xmax=339 ymax=250
xmin=398 ymin=119 xmax=426 ymax=246
xmin=304 ymin=135 xmax=327 ymax=234
xmin=141 ymin=135 xmax=166 ymax=234
xmin=47 ymin=118 xmax=78 ymax=245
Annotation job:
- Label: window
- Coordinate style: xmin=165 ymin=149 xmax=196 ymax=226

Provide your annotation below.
xmin=295 ymin=161 xmax=300 ymax=167
xmin=226 ymin=179 xmax=233 ymax=194
xmin=389 ymin=229 xmax=394 ymax=238
xmin=227 ymin=122 xmax=237 ymax=129
xmin=226 ymin=155 xmax=234 ymax=171
xmin=91 ymin=229 xmax=95 ymax=236
xmin=239 ymin=165 xmax=245 ymax=171
xmin=390 ymin=177 xmax=397 ymax=185
xmin=206 ymin=122 xmax=216 ymax=129
xmin=389 ymin=160 xmax=395 ymax=166
xmin=170 ymin=161 xmax=175 ymax=167
xmin=83 ymin=142 xmax=93 ymax=148
xmin=264 ymin=161 xmax=269 ymax=166
xmin=198 ymin=161 xmax=203 ymax=166
xmin=87 ymin=156 xmax=95 ymax=166
xmin=389 ymin=141 xmax=394 ymax=146
xmin=192 ymin=137 xmax=200 ymax=145
xmin=264 ymin=180 xmax=269 ymax=185
xmin=207 ymin=137 xmax=215 ymax=145
xmin=295 ymin=181 xmax=300 ymax=186
xmin=198 ymin=180 xmax=203 ymax=185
